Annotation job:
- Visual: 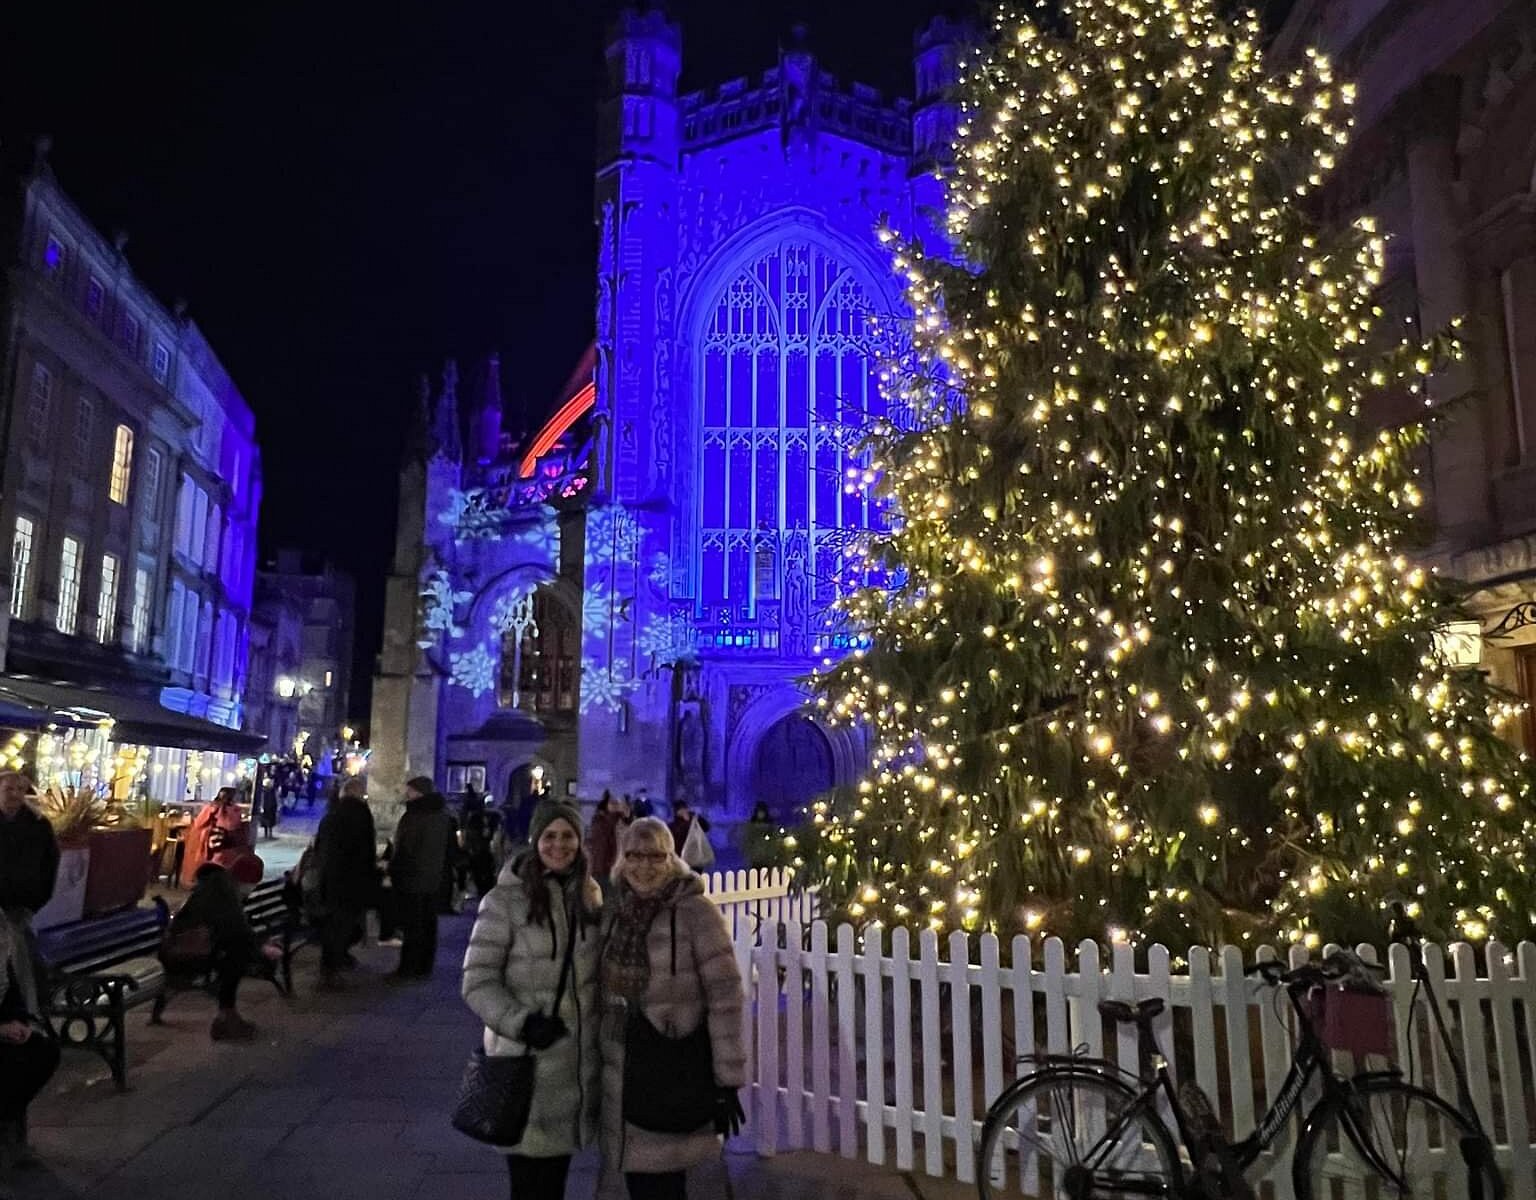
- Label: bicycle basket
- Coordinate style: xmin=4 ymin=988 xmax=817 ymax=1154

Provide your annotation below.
xmin=1308 ymin=984 xmax=1395 ymax=1059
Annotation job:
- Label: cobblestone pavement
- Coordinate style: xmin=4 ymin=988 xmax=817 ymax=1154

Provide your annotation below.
xmin=5 ymin=909 xmax=970 ymax=1200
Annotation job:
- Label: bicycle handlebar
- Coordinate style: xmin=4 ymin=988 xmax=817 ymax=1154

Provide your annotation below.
xmin=1246 ymin=949 xmax=1386 ymax=990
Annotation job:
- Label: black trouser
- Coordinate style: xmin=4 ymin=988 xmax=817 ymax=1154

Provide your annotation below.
xmin=396 ymin=890 xmax=438 ymax=976
xmin=0 ymin=1032 xmax=60 ymax=1122
xmin=321 ymin=904 xmax=362 ymax=971
xmin=625 ymin=1171 xmax=686 ymax=1200
xmin=506 ymin=1152 xmax=571 ymax=1200
xmin=213 ymin=934 xmax=256 ymax=1008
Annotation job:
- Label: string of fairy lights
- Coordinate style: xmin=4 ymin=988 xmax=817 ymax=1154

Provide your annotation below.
xmin=798 ymin=0 xmax=1536 ymax=948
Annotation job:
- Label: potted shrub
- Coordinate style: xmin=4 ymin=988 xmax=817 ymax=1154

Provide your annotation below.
xmin=33 ymin=787 xmax=98 ymax=929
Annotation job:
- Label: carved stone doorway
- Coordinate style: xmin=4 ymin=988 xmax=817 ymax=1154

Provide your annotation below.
xmin=749 ymin=713 xmax=835 ymax=823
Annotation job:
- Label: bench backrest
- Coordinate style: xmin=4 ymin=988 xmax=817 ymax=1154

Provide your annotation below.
xmin=242 ymin=877 xmax=298 ymax=936
xmin=36 ymin=905 xmax=168 ymax=976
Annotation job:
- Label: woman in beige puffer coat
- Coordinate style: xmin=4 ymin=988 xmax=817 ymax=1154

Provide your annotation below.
xmin=462 ymin=802 xmax=601 ymax=1200
xmin=600 ymin=816 xmax=745 ymax=1200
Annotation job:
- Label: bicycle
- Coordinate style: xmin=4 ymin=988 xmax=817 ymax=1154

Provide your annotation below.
xmin=975 ymin=949 xmax=1504 ymax=1199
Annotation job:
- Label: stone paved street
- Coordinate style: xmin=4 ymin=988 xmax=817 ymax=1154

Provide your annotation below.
xmin=5 ymin=908 xmax=969 ymax=1200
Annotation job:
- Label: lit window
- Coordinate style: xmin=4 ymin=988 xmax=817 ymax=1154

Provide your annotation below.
xmin=152 ymin=342 xmax=171 ymax=383
xmin=324 ymin=670 xmax=334 ymax=688
xmin=42 ymin=234 xmax=66 ymax=277
xmin=28 ymin=364 xmax=52 ymax=441
xmin=85 ymin=277 xmax=105 ymax=319
xmin=9 ymin=518 xmax=34 ymax=620
xmin=129 ymin=567 xmax=151 ymax=653
xmin=109 ymin=425 xmax=134 ymax=504
xmin=96 ymin=554 xmax=119 ymax=643
xmin=74 ymin=397 xmax=94 ymax=464
xmin=142 ymin=447 xmax=163 ymax=515
xmin=56 ymin=537 xmax=82 ymax=635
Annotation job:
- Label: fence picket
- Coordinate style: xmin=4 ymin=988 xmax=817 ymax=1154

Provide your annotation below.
xmin=1486 ymin=942 xmax=1531 ymax=1186
xmin=918 ymin=929 xmax=945 ymax=1177
xmin=863 ymin=925 xmax=888 ymax=1166
xmin=809 ymin=921 xmax=832 ymax=1154
xmin=1146 ymin=944 xmax=1176 ymax=1089
xmin=1013 ymin=935 xmax=1038 ymax=1197
xmin=1253 ymin=945 xmax=1293 ymax=1200
xmin=784 ymin=919 xmax=805 ymax=1149
xmin=978 ymin=933 xmax=1004 ymax=1187
xmin=948 ymin=930 xmax=975 ymax=1184
xmin=1077 ymin=940 xmax=1104 ymax=1063
xmin=1449 ymin=943 xmax=1496 ymax=1139
xmin=754 ymin=932 xmax=780 ymax=1156
xmin=1109 ymin=942 xmax=1139 ymax=1080
xmin=1044 ymin=938 xmax=1069 ymax=1056
xmin=1220 ymin=944 xmax=1256 ymax=1138
xmin=833 ymin=923 xmax=857 ymax=1158
xmin=1187 ymin=947 xmax=1220 ymax=1113
xmin=890 ymin=926 xmax=914 ymax=1170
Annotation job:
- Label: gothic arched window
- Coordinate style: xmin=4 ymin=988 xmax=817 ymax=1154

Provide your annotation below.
xmin=497 ymin=590 xmax=577 ymax=715
xmin=698 ymin=238 xmax=887 ymax=617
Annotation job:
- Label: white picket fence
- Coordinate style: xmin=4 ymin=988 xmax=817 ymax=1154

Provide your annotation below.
xmin=702 ymin=867 xmax=817 ymax=940
xmin=730 ymin=921 xmax=1536 ymax=1195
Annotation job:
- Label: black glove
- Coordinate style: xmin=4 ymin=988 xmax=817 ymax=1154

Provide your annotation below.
xmin=714 ymin=1086 xmax=745 ymax=1137
xmin=520 ymin=1012 xmax=569 ymax=1050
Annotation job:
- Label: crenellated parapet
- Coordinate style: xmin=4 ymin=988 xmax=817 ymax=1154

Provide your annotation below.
xmin=681 ymin=68 xmax=912 ymax=156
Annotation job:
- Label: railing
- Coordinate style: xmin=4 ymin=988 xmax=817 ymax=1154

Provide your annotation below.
xmin=734 ymin=922 xmax=1536 ymax=1196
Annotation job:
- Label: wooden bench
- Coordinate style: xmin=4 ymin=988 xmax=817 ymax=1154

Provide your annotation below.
xmin=35 ymin=878 xmax=318 ymax=1089
xmin=35 ymin=905 xmax=168 ymax=1090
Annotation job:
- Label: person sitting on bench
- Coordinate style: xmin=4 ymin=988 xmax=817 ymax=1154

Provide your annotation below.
xmin=161 ymin=863 xmax=263 ymax=1041
xmin=0 ymin=910 xmax=59 ymax=1170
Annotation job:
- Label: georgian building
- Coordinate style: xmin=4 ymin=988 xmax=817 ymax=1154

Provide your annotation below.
xmin=1273 ymin=0 xmax=1536 ymax=744
xmin=0 ymin=146 xmax=263 ymax=799
xmin=256 ymin=550 xmax=356 ymax=760
xmin=371 ymin=12 xmax=970 ymax=829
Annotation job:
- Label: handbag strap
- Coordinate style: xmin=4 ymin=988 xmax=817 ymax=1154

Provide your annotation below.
xmin=550 ymin=887 xmax=580 ymax=1015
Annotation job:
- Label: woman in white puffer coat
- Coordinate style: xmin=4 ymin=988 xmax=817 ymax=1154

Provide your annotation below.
xmin=462 ymin=801 xmax=602 ymax=1200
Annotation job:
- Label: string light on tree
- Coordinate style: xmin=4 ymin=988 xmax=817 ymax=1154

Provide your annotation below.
xmin=797 ymin=0 xmax=1535 ymax=949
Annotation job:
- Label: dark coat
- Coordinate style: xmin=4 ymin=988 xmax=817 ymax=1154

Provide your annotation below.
xmin=171 ymin=868 xmax=251 ymax=944
xmin=390 ymin=791 xmax=454 ymax=895
xmin=316 ymin=797 xmax=377 ymax=910
xmin=0 ymin=805 xmax=60 ymax=914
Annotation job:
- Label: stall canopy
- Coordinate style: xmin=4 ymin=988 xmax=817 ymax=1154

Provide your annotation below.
xmin=0 ymin=677 xmax=266 ymax=755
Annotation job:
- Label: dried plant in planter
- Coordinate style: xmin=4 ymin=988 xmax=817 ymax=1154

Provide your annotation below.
xmin=38 ymin=786 xmax=109 ymax=846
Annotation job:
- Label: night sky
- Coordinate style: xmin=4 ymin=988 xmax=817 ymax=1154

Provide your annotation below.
xmin=0 ymin=0 xmax=953 ymax=720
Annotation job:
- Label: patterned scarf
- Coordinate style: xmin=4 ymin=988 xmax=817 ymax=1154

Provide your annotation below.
xmin=603 ymin=875 xmax=692 ymax=1003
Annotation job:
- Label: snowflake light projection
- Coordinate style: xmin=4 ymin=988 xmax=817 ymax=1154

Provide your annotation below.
xmin=646 ymin=552 xmax=671 ymax=593
xmin=419 ymin=569 xmax=473 ymax=645
xmin=579 ymin=658 xmax=637 ymax=714
xmin=489 ymin=585 xmax=536 ymax=634
xmin=507 ymin=506 xmax=560 ymax=559
xmin=449 ymin=643 xmax=498 ymax=698
xmin=582 ymin=580 xmax=627 ymax=636
xmin=637 ymin=612 xmax=692 ymax=666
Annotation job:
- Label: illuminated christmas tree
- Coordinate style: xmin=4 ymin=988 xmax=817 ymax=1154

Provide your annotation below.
xmin=801 ymin=0 xmax=1536 ymax=949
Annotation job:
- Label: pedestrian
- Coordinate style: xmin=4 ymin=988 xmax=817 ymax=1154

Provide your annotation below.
xmin=160 ymin=862 xmax=267 ymax=1041
xmin=632 ymin=790 xmax=654 ymax=820
xmin=180 ymin=787 xmax=254 ymax=888
xmin=391 ymin=776 xmax=455 ymax=979
xmin=666 ymin=799 xmax=713 ymax=872
xmin=600 ymin=817 xmax=745 ymax=1200
xmin=260 ymin=784 xmax=279 ymax=840
xmin=464 ymin=809 xmax=497 ymax=898
xmin=587 ymin=792 xmax=620 ymax=891
xmin=462 ymin=801 xmax=602 ymax=1200
xmin=0 ymin=772 xmax=58 ymax=926
xmin=315 ymin=776 xmax=377 ymax=990
xmin=0 ymin=908 xmax=59 ymax=1171
xmin=743 ymin=802 xmax=778 ymax=870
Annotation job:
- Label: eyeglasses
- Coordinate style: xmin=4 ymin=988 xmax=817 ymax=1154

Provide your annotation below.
xmin=626 ymin=851 xmax=669 ymax=863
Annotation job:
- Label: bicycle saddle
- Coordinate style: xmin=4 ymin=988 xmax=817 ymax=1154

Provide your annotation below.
xmin=1098 ymin=997 xmax=1165 ymax=1024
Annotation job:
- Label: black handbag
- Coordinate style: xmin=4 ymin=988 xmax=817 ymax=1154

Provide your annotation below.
xmin=451 ymin=891 xmax=578 ymax=1145
xmin=622 ymin=1007 xmax=717 ymax=1133
xmin=450 ymin=1050 xmax=537 ymax=1145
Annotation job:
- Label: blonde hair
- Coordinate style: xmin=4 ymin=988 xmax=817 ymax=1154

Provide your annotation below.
xmin=615 ymin=815 xmax=688 ymax=884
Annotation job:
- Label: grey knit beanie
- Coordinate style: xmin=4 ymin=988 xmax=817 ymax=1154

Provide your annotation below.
xmin=529 ymin=800 xmax=585 ymax=846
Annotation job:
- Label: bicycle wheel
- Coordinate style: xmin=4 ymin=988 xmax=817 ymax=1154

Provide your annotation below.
xmin=1295 ymin=1076 xmax=1504 ymax=1200
xmin=977 ymin=1068 xmax=1180 ymax=1199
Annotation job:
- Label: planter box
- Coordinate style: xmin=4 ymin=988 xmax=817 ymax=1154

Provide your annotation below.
xmin=82 ymin=827 xmax=154 ymax=916
xmin=33 ymin=845 xmax=91 ymax=931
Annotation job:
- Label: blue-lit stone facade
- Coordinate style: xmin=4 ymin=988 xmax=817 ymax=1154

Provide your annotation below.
xmin=372 ymin=10 xmax=966 ymax=828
